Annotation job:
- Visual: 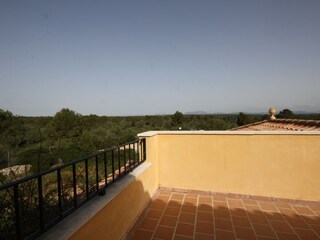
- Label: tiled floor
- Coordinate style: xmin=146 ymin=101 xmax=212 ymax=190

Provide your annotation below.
xmin=127 ymin=189 xmax=320 ymax=240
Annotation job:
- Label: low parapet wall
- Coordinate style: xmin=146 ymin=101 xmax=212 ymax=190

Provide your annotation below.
xmin=139 ymin=131 xmax=320 ymax=201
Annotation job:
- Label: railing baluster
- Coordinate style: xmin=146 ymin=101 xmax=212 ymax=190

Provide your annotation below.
xmin=112 ymin=149 xmax=115 ymax=181
xmin=72 ymin=164 xmax=77 ymax=208
xmin=143 ymin=139 xmax=146 ymax=161
xmin=13 ymin=185 xmax=21 ymax=240
xmin=124 ymin=146 xmax=126 ymax=173
xmin=57 ymin=169 xmax=62 ymax=217
xmin=128 ymin=144 xmax=131 ymax=169
xmin=95 ymin=155 xmax=99 ymax=193
xmin=137 ymin=140 xmax=140 ymax=163
xmin=85 ymin=159 xmax=89 ymax=199
xmin=38 ymin=176 xmax=44 ymax=230
xmin=117 ymin=147 xmax=121 ymax=178
xmin=104 ymin=152 xmax=107 ymax=187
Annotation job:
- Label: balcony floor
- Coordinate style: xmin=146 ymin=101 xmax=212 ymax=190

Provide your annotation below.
xmin=127 ymin=189 xmax=320 ymax=240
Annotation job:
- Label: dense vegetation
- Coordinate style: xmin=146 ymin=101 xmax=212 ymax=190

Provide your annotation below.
xmin=0 ymin=108 xmax=319 ymax=174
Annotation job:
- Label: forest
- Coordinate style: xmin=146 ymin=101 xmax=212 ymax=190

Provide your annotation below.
xmin=1 ymin=108 xmax=319 ymax=175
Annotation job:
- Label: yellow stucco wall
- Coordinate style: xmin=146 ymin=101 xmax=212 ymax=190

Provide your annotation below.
xmin=69 ymin=137 xmax=158 ymax=240
xmin=150 ymin=133 xmax=320 ymax=201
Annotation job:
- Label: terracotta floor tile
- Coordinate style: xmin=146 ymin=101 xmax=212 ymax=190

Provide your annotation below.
xmin=164 ymin=207 xmax=180 ymax=217
xmin=150 ymin=201 xmax=167 ymax=210
xmin=256 ymin=237 xmax=277 ymax=240
xmin=146 ymin=209 xmax=163 ymax=219
xmin=171 ymin=193 xmax=185 ymax=201
xmin=181 ymin=205 xmax=196 ymax=214
xmin=310 ymin=225 xmax=320 ymax=235
xmin=214 ymin=201 xmax=228 ymax=208
xmin=157 ymin=195 xmax=170 ymax=202
xmin=175 ymin=223 xmax=195 ymax=237
xmin=302 ymin=215 xmax=320 ymax=225
xmin=234 ymin=226 xmax=257 ymax=240
xmin=198 ymin=204 xmax=213 ymax=213
xmin=253 ymin=224 xmax=276 ymax=238
xmin=230 ymin=208 xmax=247 ymax=217
xmin=168 ymin=200 xmax=182 ymax=208
xmin=286 ymin=216 xmax=310 ymax=229
xmin=245 ymin=205 xmax=263 ymax=213
xmin=232 ymin=216 xmax=252 ymax=228
xmin=212 ymin=195 xmax=227 ymax=201
xmin=248 ymin=213 xmax=269 ymax=225
xmin=131 ymin=229 xmax=153 ymax=240
xmin=184 ymin=197 xmax=198 ymax=205
xmin=197 ymin=211 xmax=213 ymax=223
xmin=139 ymin=218 xmax=159 ymax=231
xmin=173 ymin=235 xmax=193 ymax=240
xmin=259 ymin=203 xmax=278 ymax=212
xmin=213 ymin=209 xmax=230 ymax=219
xmin=242 ymin=199 xmax=259 ymax=206
xmin=270 ymin=220 xmax=294 ymax=234
xmin=275 ymin=202 xmax=292 ymax=210
xmin=215 ymin=229 xmax=236 ymax=240
xmin=308 ymin=204 xmax=320 ymax=212
xmin=215 ymin=218 xmax=233 ymax=231
xmin=276 ymin=232 xmax=300 ymax=240
xmin=195 ymin=221 xmax=214 ymax=235
xmin=198 ymin=196 xmax=212 ymax=204
xmin=228 ymin=199 xmax=244 ymax=207
xmin=159 ymin=215 xmax=178 ymax=227
xmin=154 ymin=226 xmax=175 ymax=240
xmin=294 ymin=228 xmax=320 ymax=240
xmin=194 ymin=233 xmax=214 ymax=240
xmin=279 ymin=208 xmax=298 ymax=217
xmin=264 ymin=212 xmax=285 ymax=222
xmin=294 ymin=206 xmax=316 ymax=216
xmin=179 ymin=212 xmax=196 ymax=224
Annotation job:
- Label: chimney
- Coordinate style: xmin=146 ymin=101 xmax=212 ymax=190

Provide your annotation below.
xmin=269 ymin=107 xmax=276 ymax=120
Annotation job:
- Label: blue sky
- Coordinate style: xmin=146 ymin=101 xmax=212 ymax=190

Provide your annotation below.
xmin=1 ymin=0 xmax=320 ymax=116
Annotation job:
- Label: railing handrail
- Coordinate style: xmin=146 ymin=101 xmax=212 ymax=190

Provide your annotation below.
xmin=0 ymin=139 xmax=142 ymax=190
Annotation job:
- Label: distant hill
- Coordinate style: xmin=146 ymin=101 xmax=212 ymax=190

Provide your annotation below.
xmin=184 ymin=111 xmax=209 ymax=115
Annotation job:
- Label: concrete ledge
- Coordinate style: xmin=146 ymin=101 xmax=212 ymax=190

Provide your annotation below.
xmin=38 ymin=162 xmax=152 ymax=240
xmin=138 ymin=130 xmax=320 ymax=137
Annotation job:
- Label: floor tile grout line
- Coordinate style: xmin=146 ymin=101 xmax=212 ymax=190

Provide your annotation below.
xmin=150 ymin=191 xmax=172 ymax=240
xmin=193 ymin=194 xmax=199 ymax=240
xmin=226 ymin=196 xmax=237 ymax=239
xmin=171 ymin=193 xmax=185 ymax=240
xmin=258 ymin=199 xmax=281 ymax=240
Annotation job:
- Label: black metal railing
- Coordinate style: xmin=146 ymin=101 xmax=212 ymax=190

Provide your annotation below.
xmin=0 ymin=138 xmax=146 ymax=240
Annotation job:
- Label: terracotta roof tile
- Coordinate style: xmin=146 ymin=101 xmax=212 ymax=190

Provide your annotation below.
xmin=231 ymin=119 xmax=320 ymax=131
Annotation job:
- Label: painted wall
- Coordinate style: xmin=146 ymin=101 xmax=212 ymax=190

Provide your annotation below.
xmin=142 ymin=132 xmax=320 ymax=201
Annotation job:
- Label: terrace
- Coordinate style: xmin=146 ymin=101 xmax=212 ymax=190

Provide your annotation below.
xmin=1 ymin=130 xmax=320 ymax=240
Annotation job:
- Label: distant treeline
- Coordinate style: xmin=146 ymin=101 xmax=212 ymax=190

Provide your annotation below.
xmin=0 ymin=108 xmax=319 ymax=174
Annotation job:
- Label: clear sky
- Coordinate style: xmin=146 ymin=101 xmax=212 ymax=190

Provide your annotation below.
xmin=1 ymin=0 xmax=320 ymax=116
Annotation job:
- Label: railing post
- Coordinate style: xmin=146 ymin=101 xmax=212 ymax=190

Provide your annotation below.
xmin=95 ymin=155 xmax=99 ymax=193
xmin=38 ymin=176 xmax=44 ymax=231
xmin=13 ymin=185 xmax=21 ymax=240
xmin=104 ymin=152 xmax=107 ymax=187
xmin=57 ymin=169 xmax=62 ymax=217
xmin=85 ymin=159 xmax=89 ymax=199
xmin=72 ymin=164 xmax=77 ymax=208
xmin=117 ymin=147 xmax=121 ymax=177
xmin=111 ymin=149 xmax=115 ymax=181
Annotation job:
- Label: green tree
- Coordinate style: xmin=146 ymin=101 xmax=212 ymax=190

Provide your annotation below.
xmin=277 ymin=109 xmax=295 ymax=119
xmin=237 ymin=112 xmax=253 ymax=126
xmin=50 ymin=108 xmax=81 ymax=157
xmin=171 ymin=111 xmax=184 ymax=127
